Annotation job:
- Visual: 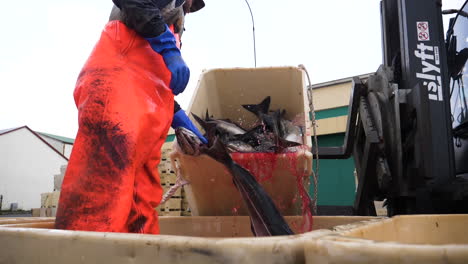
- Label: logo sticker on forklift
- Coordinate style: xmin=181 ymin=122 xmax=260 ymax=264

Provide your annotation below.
xmin=414 ymin=43 xmax=443 ymax=102
xmin=414 ymin=21 xmax=443 ymax=102
xmin=417 ymin=21 xmax=430 ymax=41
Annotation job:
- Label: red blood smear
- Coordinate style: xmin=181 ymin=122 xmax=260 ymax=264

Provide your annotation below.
xmin=232 ymin=153 xmax=278 ymax=182
xmin=284 ymin=150 xmax=314 ymax=233
xmin=231 ymin=150 xmax=314 ymax=233
xmin=232 ymin=206 xmax=239 ymax=215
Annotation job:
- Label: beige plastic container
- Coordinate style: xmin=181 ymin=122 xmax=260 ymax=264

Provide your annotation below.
xmin=0 ymin=216 xmax=374 ymax=264
xmin=171 ymin=67 xmax=313 ymax=216
xmin=305 ymin=214 xmax=468 ymax=263
xmin=0 ymin=217 xmax=53 ymax=225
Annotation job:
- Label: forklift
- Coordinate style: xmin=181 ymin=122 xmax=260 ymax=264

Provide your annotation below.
xmin=315 ymin=0 xmax=468 ymax=216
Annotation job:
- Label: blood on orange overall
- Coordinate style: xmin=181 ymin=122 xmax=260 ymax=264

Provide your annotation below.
xmin=55 ymin=21 xmax=174 ymax=234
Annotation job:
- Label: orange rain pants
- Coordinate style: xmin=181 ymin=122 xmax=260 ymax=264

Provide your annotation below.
xmin=55 ymin=21 xmax=174 ymax=234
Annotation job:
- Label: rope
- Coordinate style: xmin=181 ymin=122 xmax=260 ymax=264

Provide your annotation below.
xmin=160 ymin=155 xmax=189 ymax=204
xmin=298 ymin=64 xmax=319 ymax=215
xmin=244 ymin=0 xmax=257 ymax=67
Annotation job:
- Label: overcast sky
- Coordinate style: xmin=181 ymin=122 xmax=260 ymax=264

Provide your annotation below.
xmin=0 ymin=0 xmax=465 ymax=138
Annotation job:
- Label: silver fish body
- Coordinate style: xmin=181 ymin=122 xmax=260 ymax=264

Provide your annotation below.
xmin=281 ymin=119 xmax=303 ymax=145
xmin=226 ymin=140 xmax=256 ymax=153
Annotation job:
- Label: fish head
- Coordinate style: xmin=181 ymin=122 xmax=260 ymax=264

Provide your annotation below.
xmin=175 ymin=127 xmax=203 ymax=156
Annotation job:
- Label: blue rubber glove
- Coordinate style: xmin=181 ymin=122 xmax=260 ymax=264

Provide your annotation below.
xmin=172 ymin=109 xmax=208 ymax=144
xmin=145 ymin=25 xmax=190 ymax=95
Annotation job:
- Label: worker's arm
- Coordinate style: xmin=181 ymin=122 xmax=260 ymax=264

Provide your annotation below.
xmin=172 ymin=101 xmax=208 ymax=144
xmin=113 ymin=0 xmax=189 ymax=95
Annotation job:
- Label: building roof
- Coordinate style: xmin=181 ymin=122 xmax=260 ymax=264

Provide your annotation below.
xmin=0 ymin=127 xmax=21 ymax=134
xmin=37 ymin=131 xmax=75 ymax=144
xmin=0 ymin=126 xmax=68 ymax=161
xmin=310 ymin=72 xmax=373 ymax=90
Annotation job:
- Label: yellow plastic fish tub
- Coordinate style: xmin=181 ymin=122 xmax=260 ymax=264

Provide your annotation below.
xmin=0 ymin=217 xmax=53 ymax=225
xmin=0 ymin=216 xmax=375 ymax=264
xmin=171 ymin=149 xmax=312 ymax=216
xmin=304 ymin=214 xmax=468 ymax=263
xmin=187 ymin=67 xmax=312 ymax=147
xmin=173 ymin=67 xmax=313 ymax=216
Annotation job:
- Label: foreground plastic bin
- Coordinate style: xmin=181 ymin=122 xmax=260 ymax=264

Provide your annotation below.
xmin=172 ymin=149 xmax=312 ymax=216
xmin=305 ymin=214 xmax=468 ymax=263
xmin=171 ymin=67 xmax=313 ymax=216
xmin=0 ymin=216 xmax=374 ymax=264
xmin=0 ymin=217 xmax=53 ymax=225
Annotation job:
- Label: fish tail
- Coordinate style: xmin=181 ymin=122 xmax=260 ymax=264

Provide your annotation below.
xmin=242 ymin=96 xmax=271 ymax=116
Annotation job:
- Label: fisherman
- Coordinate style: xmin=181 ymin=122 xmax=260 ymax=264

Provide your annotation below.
xmin=55 ymin=0 xmax=206 ymax=234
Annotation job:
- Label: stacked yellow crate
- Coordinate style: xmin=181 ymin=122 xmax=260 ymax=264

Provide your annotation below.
xmin=34 ymin=191 xmax=61 ymax=217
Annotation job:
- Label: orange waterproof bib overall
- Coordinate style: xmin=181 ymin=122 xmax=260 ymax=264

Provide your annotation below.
xmin=55 ymin=21 xmax=174 ymax=234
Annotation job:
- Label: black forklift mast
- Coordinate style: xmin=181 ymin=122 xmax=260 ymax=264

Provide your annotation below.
xmin=314 ymin=0 xmax=468 ymax=216
xmin=382 ymin=0 xmax=455 ymax=187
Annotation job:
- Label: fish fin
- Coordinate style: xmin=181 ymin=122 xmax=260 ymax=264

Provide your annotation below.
xmin=192 ymin=112 xmax=208 ymax=129
xmin=250 ymin=222 xmax=258 ymax=236
xmin=275 ymin=137 xmax=302 ymax=153
xmin=193 ymin=112 xmax=218 ymax=130
xmin=205 ymin=109 xmax=214 ymax=121
xmin=281 ymin=109 xmax=287 ymax=118
xmin=279 ymin=137 xmax=301 ymax=147
xmin=242 ymin=96 xmax=271 ymax=116
xmin=271 ymin=109 xmax=283 ymax=137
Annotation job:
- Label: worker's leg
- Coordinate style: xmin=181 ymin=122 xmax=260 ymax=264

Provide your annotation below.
xmin=55 ymin=104 xmax=138 ymax=232
xmin=56 ymin=66 xmax=174 ymax=233
xmin=124 ymin=98 xmax=174 ymax=234
xmin=125 ymin=131 xmax=169 ymax=234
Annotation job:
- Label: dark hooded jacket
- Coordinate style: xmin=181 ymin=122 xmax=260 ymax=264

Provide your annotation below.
xmin=112 ymin=0 xmax=204 ymax=38
xmin=112 ymin=0 xmax=204 ymax=114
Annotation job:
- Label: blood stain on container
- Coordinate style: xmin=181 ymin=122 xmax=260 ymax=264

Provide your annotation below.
xmin=231 ymin=149 xmax=314 ymax=233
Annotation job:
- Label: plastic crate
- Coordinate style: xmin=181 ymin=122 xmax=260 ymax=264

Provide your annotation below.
xmin=156 ymin=142 xmax=184 ymax=215
xmin=305 ymin=214 xmax=468 ymax=263
xmin=0 ymin=216 xmax=377 ymax=264
xmin=170 ymin=67 xmax=313 ymax=216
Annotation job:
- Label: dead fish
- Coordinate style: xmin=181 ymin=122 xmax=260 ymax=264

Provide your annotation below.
xmin=278 ymin=110 xmax=303 ymax=145
xmin=203 ymin=136 xmax=294 ymax=236
xmin=176 ymin=127 xmax=294 ymax=236
xmin=235 ymin=125 xmax=301 ymax=153
xmin=242 ymin=96 xmax=281 ymax=137
xmin=226 ymin=140 xmax=256 ymax=153
xmin=192 ymin=113 xmax=246 ymax=137
xmin=175 ymin=127 xmax=203 ymax=156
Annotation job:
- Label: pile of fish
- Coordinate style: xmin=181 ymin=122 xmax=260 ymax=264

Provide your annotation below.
xmin=192 ymin=96 xmax=304 ymax=153
xmin=174 ymin=96 xmax=311 ymax=237
xmin=175 ymin=127 xmax=295 ymax=236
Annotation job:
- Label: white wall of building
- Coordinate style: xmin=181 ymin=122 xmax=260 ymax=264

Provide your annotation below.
xmin=0 ymin=128 xmax=68 ymax=210
xmin=39 ymin=136 xmax=74 ymax=159
xmin=64 ymin=144 xmax=73 ymax=159
xmin=40 ymin=136 xmax=63 ymax=155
